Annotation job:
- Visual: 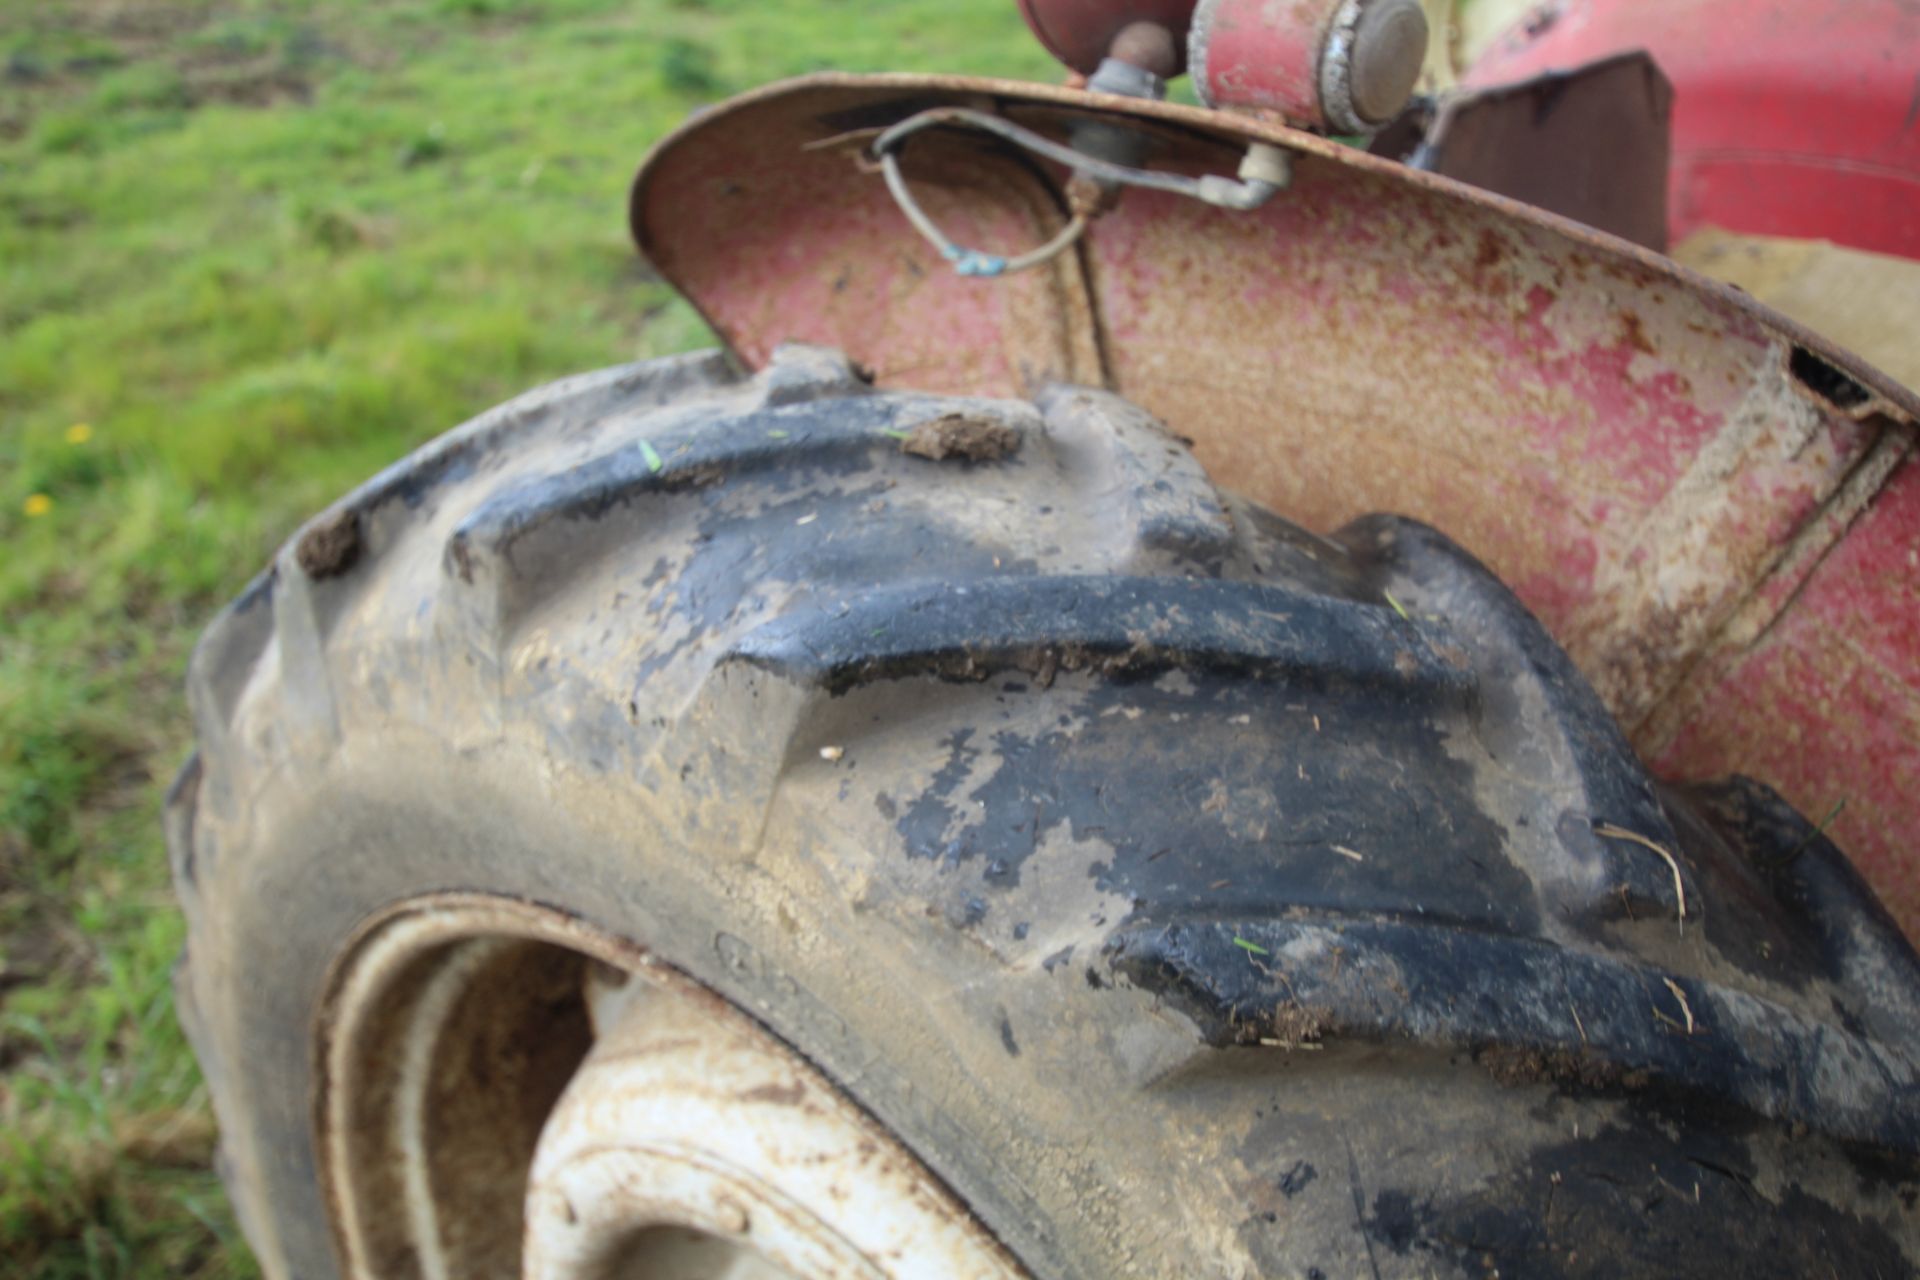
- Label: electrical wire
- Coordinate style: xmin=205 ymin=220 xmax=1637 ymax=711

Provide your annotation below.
xmin=871 ymin=107 xmax=1287 ymax=278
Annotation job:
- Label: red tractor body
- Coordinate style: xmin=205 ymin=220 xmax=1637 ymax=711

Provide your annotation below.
xmin=1467 ymin=0 xmax=1920 ymax=257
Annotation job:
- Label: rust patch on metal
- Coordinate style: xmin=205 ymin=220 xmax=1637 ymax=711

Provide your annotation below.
xmin=1619 ymin=310 xmax=1657 ymax=356
xmin=735 ymin=1080 xmax=808 ymax=1106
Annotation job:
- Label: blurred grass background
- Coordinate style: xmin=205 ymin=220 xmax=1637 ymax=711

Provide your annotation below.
xmin=0 ymin=1 xmax=1050 ymax=1273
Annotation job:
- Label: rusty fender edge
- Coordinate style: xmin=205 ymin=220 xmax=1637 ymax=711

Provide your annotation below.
xmin=627 ymin=71 xmax=1919 ymax=423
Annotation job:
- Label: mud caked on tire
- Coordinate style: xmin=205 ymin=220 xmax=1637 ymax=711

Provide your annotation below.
xmin=170 ymin=345 xmax=1920 ymax=1279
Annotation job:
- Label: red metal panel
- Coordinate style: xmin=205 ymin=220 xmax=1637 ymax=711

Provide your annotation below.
xmin=636 ymin=103 xmax=1105 ymax=394
xmin=1465 ymin=0 xmax=1920 ymax=258
xmin=1650 ymin=452 xmax=1920 ymax=936
xmin=1189 ymin=0 xmax=1336 ymax=124
xmin=633 ymin=75 xmax=1920 ymax=937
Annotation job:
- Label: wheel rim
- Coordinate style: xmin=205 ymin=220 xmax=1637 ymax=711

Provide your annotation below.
xmin=317 ymin=895 xmax=1027 ymax=1280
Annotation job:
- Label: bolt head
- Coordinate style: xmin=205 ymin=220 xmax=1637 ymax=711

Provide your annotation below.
xmin=1349 ymin=0 xmax=1429 ymax=124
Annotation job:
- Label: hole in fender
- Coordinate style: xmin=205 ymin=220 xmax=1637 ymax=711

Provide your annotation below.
xmin=1789 ymin=345 xmax=1873 ymax=412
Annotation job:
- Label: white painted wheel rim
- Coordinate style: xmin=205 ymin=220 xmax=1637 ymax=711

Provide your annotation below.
xmin=317 ymin=896 xmax=1026 ymax=1280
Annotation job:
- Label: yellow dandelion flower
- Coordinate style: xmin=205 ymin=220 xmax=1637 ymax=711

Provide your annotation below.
xmin=66 ymin=423 xmax=93 ymax=445
xmin=23 ymin=493 xmax=53 ymax=518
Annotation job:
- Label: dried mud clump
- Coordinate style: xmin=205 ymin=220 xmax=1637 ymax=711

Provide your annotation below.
xmin=297 ymin=509 xmax=363 ymax=579
xmin=1229 ymin=1003 xmax=1330 ymax=1049
xmin=900 ymin=414 xmax=1021 ymax=463
xmin=1478 ymin=1044 xmax=1651 ymax=1093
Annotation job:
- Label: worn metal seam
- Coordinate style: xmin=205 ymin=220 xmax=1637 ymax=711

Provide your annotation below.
xmin=1632 ymin=425 xmax=1913 ymax=752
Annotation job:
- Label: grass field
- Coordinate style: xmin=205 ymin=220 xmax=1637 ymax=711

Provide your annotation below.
xmin=0 ymin=1 xmax=1051 ymax=1273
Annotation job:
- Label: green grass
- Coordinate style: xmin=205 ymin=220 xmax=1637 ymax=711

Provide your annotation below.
xmin=0 ymin=1 xmax=1048 ymax=1273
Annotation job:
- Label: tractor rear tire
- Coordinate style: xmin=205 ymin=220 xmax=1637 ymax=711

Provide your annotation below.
xmin=169 ymin=345 xmax=1920 ymax=1279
